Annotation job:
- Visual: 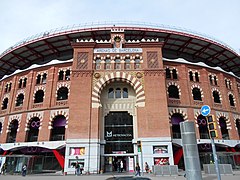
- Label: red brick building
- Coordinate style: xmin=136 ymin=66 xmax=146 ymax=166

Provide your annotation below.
xmin=0 ymin=24 xmax=240 ymax=174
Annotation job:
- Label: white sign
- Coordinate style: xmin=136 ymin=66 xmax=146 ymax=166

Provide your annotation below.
xmin=129 ymin=157 xmax=134 ymax=172
xmin=94 ymin=48 xmax=142 ymax=53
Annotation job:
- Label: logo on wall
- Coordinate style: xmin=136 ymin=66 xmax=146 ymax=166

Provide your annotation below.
xmin=106 ymin=131 xmax=113 ymax=137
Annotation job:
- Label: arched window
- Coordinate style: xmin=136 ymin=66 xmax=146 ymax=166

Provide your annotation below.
xmin=50 ymin=115 xmax=66 ymax=141
xmin=58 ymin=70 xmax=64 ymax=81
xmin=42 ymin=73 xmax=47 ymax=84
xmin=189 ymin=71 xmax=194 ymax=81
xmin=123 ymin=88 xmax=128 ymax=98
xmin=36 ymin=74 xmax=41 ymax=84
xmin=65 ymin=70 xmax=71 ymax=80
xmin=23 ymin=78 xmax=27 ymax=87
xmin=192 ymin=88 xmax=202 ymax=101
xmin=125 ymin=58 xmax=131 ymax=70
xmin=135 ymin=59 xmax=141 ymax=69
xmin=2 ymin=97 xmax=9 ymax=110
xmin=229 ymin=94 xmax=235 ymax=106
xmin=172 ymin=69 xmax=178 ymax=79
xmin=26 ymin=117 xmax=40 ymax=142
xmin=219 ymin=117 xmax=229 ymax=140
xmin=168 ymin=85 xmax=179 ymax=99
xmin=195 ymin=72 xmax=199 ymax=82
xmin=34 ymin=90 xmax=44 ymax=103
xmin=166 ymin=68 xmax=171 ymax=79
xmin=209 ymin=75 xmax=213 ymax=85
xmin=57 ymin=87 xmax=69 ymax=100
xmin=16 ymin=93 xmax=24 ymax=106
xmin=6 ymin=120 xmax=18 ymax=143
xmin=213 ymin=91 xmax=221 ymax=103
xmin=197 ymin=115 xmax=209 ymax=139
xmin=108 ymin=88 xmax=114 ymax=98
xmin=105 ymin=59 xmax=111 ymax=70
xmin=115 ymin=88 xmax=121 ymax=98
xmin=171 ymin=113 xmax=184 ymax=138
xmin=95 ymin=59 xmax=101 ymax=70
xmin=18 ymin=79 xmax=23 ymax=88
xmin=236 ymin=119 xmax=240 ymax=138
xmin=115 ymin=58 xmax=121 ymax=70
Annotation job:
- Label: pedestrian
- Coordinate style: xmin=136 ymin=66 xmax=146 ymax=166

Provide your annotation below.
xmin=75 ymin=162 xmax=80 ymax=176
xmin=120 ymin=160 xmax=123 ymax=172
xmin=135 ymin=163 xmax=141 ymax=176
xmin=145 ymin=162 xmax=149 ymax=173
xmin=22 ymin=164 xmax=27 ymax=176
xmin=117 ymin=161 xmax=120 ymax=173
xmin=79 ymin=163 xmax=84 ymax=175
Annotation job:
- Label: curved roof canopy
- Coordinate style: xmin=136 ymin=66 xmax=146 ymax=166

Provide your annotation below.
xmin=0 ymin=23 xmax=240 ymax=79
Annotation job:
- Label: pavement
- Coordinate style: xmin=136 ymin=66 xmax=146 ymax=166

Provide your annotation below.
xmin=0 ymin=171 xmax=240 ymax=180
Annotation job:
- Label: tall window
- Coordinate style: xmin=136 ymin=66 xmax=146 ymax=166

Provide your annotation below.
xmin=125 ymin=59 xmax=131 ymax=70
xmin=213 ymin=91 xmax=221 ymax=103
xmin=229 ymin=94 xmax=235 ymax=106
xmin=166 ymin=68 xmax=171 ymax=79
xmin=219 ymin=117 xmax=229 ymax=140
xmin=57 ymin=87 xmax=69 ymax=100
xmin=197 ymin=115 xmax=209 ymax=139
xmin=34 ymin=90 xmax=44 ymax=103
xmin=18 ymin=79 xmax=23 ymax=88
xmin=16 ymin=93 xmax=24 ymax=106
xmin=123 ymin=88 xmax=128 ymax=98
xmin=50 ymin=115 xmax=66 ymax=141
xmin=2 ymin=97 xmax=9 ymax=110
xmin=168 ymin=85 xmax=180 ymax=99
xmin=65 ymin=70 xmax=70 ymax=80
xmin=115 ymin=88 xmax=121 ymax=98
xmin=189 ymin=71 xmax=194 ymax=81
xmin=95 ymin=59 xmax=101 ymax=70
xmin=6 ymin=120 xmax=18 ymax=143
xmin=172 ymin=69 xmax=178 ymax=79
xmin=236 ymin=119 xmax=240 ymax=138
xmin=165 ymin=67 xmax=178 ymax=79
xmin=135 ymin=59 xmax=141 ymax=69
xmin=192 ymin=88 xmax=202 ymax=101
xmin=105 ymin=59 xmax=111 ymax=70
xmin=26 ymin=117 xmax=40 ymax=142
xmin=58 ymin=70 xmax=64 ymax=80
xmin=115 ymin=59 xmax=121 ymax=70
xmin=171 ymin=113 xmax=184 ymax=138
xmin=108 ymin=88 xmax=114 ymax=98
xmin=195 ymin=72 xmax=199 ymax=82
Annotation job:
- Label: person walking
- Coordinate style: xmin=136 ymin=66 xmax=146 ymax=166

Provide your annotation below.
xmin=22 ymin=164 xmax=27 ymax=176
xmin=79 ymin=163 xmax=84 ymax=175
xmin=120 ymin=160 xmax=123 ymax=172
xmin=1 ymin=163 xmax=7 ymax=175
xmin=145 ymin=162 xmax=149 ymax=173
xmin=75 ymin=162 xmax=80 ymax=176
xmin=135 ymin=163 xmax=141 ymax=176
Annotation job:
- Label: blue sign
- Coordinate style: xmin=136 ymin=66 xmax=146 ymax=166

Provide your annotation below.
xmin=200 ymin=105 xmax=211 ymax=116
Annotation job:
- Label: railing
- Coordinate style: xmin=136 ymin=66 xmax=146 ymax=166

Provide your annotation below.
xmin=1 ymin=21 xmax=238 ymax=57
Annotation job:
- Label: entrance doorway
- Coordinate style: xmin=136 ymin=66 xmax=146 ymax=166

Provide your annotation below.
xmin=104 ymin=156 xmax=135 ymax=172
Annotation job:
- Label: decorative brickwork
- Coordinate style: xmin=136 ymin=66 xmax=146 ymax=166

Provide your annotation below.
xmin=77 ymin=52 xmax=88 ymax=69
xmin=147 ymin=51 xmax=159 ymax=68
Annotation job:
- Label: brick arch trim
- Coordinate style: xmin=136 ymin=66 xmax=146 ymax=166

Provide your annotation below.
xmin=56 ymin=82 xmax=71 ymax=97
xmin=211 ymin=87 xmax=222 ymax=101
xmin=49 ymin=110 xmax=69 ymax=129
xmin=169 ymin=108 xmax=188 ymax=122
xmin=166 ymin=81 xmax=181 ymax=96
xmin=25 ymin=113 xmax=43 ymax=131
xmin=216 ymin=112 xmax=231 ymax=130
xmin=194 ymin=111 xmax=201 ymax=128
xmin=191 ymin=84 xmax=204 ymax=98
xmin=0 ymin=117 xmax=4 ymax=134
xmin=233 ymin=115 xmax=240 ymax=130
xmin=92 ymin=72 xmax=145 ymax=108
xmin=6 ymin=115 xmax=21 ymax=133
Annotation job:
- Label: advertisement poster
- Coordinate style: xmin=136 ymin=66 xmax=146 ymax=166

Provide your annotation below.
xmin=69 ymin=147 xmax=85 ymax=155
xmin=128 ymin=157 xmax=134 ymax=172
xmin=153 ymin=146 xmax=168 ymax=154
xmin=154 ymin=157 xmax=169 ymax=165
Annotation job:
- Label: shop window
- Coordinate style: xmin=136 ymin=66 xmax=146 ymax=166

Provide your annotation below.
xmin=213 ymin=91 xmax=221 ymax=103
xmin=16 ymin=93 xmax=24 ymax=106
xmin=34 ymin=90 xmax=44 ymax=103
xmin=2 ymin=97 xmax=9 ymax=110
xmin=57 ymin=87 xmax=69 ymax=100
xmin=168 ymin=85 xmax=179 ymax=99
xmin=192 ymin=88 xmax=202 ymax=101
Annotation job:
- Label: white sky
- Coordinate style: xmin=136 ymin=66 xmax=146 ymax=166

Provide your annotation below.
xmin=0 ymin=0 xmax=240 ymax=54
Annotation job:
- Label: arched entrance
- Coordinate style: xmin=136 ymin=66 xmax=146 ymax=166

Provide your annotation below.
xmin=100 ymin=81 xmax=137 ymax=172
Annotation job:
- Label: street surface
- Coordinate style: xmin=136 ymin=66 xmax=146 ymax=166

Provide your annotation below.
xmin=0 ymin=172 xmax=240 ymax=180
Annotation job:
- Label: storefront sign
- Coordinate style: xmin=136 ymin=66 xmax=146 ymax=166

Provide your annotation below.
xmin=94 ymin=48 xmax=142 ymax=53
